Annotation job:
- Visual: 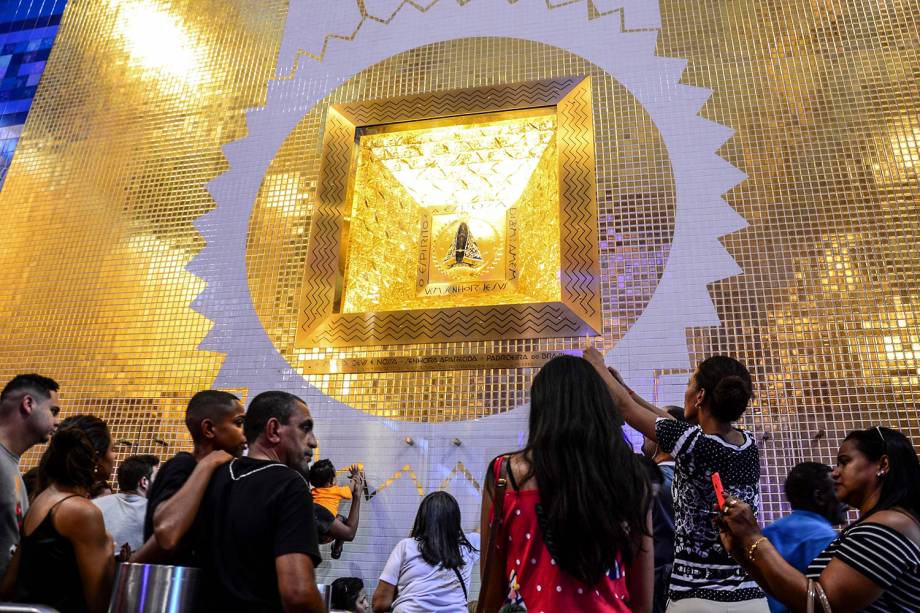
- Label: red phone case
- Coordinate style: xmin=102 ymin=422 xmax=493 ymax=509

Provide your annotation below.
xmin=712 ymin=472 xmax=726 ymax=509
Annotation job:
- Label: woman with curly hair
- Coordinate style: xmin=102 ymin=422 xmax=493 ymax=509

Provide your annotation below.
xmin=584 ymin=347 xmax=767 ymax=612
xmin=1 ymin=415 xmax=117 ymax=612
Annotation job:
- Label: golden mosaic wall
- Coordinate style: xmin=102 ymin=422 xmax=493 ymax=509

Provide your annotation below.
xmin=342 ymin=113 xmax=561 ymax=313
xmin=0 ymin=0 xmax=917 ymax=527
xmin=257 ymin=47 xmax=661 ymax=416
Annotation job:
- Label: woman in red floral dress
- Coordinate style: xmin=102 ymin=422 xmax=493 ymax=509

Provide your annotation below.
xmin=480 ymin=355 xmax=654 ymax=612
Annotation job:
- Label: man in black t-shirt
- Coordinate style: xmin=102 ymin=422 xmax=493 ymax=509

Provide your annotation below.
xmin=135 ymin=390 xmax=246 ymax=563
xmin=195 ymin=390 xmax=324 ymax=612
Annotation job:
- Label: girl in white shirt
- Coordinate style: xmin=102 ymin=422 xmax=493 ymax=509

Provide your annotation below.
xmin=373 ymin=491 xmax=480 ymax=613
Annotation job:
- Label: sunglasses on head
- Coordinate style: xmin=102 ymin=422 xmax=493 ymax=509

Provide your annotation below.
xmin=874 ymin=425 xmax=887 ymax=451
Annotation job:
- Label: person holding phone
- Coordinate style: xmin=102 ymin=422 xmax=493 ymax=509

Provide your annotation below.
xmin=584 ymin=348 xmax=768 ymax=612
xmin=717 ymin=426 xmax=920 ymax=613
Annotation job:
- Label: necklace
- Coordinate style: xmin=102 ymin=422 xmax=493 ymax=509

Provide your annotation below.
xmin=228 ymin=459 xmax=311 ymax=488
xmin=229 ymin=459 xmax=286 ymax=481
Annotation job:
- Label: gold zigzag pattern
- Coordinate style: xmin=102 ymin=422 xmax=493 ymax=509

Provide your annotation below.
xmin=310 ymin=305 xmax=582 ymax=345
xmin=296 ymin=76 xmax=600 ymax=347
xmin=557 ymin=80 xmax=600 ymax=320
xmin=300 ymin=111 xmax=353 ymax=331
xmin=367 ymin=462 xmax=482 ymax=499
xmin=335 ymin=80 xmax=576 ymax=125
xmin=328 ymin=462 xmax=482 ymax=499
xmin=273 ymin=0 xmax=632 ymax=80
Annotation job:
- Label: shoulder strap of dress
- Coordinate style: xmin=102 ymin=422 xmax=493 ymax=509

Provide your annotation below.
xmin=490 ymin=455 xmax=509 ymax=524
xmin=22 ymin=493 xmax=83 ymax=537
xmin=505 ymin=458 xmax=521 ymax=492
xmin=452 ymin=566 xmax=468 ymax=602
xmin=48 ymin=494 xmax=83 ymax=517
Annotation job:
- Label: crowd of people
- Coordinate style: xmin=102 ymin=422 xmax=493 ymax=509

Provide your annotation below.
xmin=0 ymin=348 xmax=917 ymax=612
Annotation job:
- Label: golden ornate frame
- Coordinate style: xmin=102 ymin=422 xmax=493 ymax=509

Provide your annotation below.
xmin=295 ymin=76 xmax=601 ymax=347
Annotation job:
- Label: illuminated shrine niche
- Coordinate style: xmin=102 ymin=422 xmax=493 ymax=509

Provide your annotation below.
xmin=342 ymin=111 xmax=561 ymax=314
xmin=296 ymin=77 xmax=601 ymax=347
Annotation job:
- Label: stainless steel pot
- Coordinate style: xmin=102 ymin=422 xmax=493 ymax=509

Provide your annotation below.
xmin=107 ymin=563 xmax=200 ymax=613
xmin=316 ymin=583 xmax=331 ymax=611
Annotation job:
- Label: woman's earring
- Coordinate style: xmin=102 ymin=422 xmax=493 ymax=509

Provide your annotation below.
xmin=877 ymin=471 xmax=885 ymax=478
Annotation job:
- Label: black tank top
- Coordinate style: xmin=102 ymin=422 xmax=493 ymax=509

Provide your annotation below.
xmin=15 ymin=494 xmax=89 ymax=613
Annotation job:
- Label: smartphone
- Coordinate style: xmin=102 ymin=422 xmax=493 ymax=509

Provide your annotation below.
xmin=712 ymin=472 xmax=726 ymax=509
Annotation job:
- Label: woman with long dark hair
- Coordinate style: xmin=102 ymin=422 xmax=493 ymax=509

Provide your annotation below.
xmin=479 ymin=355 xmax=653 ymax=612
xmin=584 ymin=347 xmax=768 ymax=611
xmin=718 ymin=426 xmax=920 ymax=612
xmin=373 ymin=491 xmax=479 ymax=612
xmin=0 ymin=415 xmax=117 ymax=612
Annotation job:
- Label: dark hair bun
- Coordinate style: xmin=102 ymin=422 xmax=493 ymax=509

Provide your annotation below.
xmin=40 ymin=423 xmax=99 ymax=490
xmin=49 ymin=426 xmax=94 ymax=455
xmin=712 ymin=375 xmax=752 ymax=421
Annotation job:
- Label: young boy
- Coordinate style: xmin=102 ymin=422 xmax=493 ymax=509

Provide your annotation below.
xmin=310 ymin=459 xmax=364 ymax=559
xmin=134 ymin=390 xmax=246 ymax=563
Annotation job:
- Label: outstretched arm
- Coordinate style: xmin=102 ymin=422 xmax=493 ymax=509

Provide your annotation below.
xmin=153 ymin=450 xmax=232 ymax=551
xmin=718 ymin=497 xmax=886 ymax=613
xmin=325 ymin=471 xmax=364 ymax=542
xmin=583 ymin=348 xmax=673 ymax=441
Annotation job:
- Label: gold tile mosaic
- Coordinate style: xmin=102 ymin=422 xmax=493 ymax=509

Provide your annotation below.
xmin=0 ymin=0 xmax=290 ymax=467
xmin=341 ymin=112 xmax=561 ymax=313
xmin=0 ymin=0 xmax=916 ymax=526
xmin=255 ymin=43 xmax=671 ymax=416
xmin=294 ymin=76 xmax=599 ymax=349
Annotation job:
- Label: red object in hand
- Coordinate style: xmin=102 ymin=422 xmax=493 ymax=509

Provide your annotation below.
xmin=712 ymin=472 xmax=726 ymax=509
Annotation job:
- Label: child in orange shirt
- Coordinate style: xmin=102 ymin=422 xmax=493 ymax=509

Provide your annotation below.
xmin=309 ymin=459 xmax=363 ymax=558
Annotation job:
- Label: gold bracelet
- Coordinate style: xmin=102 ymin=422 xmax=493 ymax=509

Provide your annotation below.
xmin=747 ymin=536 xmax=769 ymax=562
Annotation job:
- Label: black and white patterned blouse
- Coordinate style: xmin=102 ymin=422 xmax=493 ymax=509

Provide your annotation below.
xmin=655 ymin=417 xmax=765 ymax=603
xmin=806 ymin=522 xmax=920 ymax=612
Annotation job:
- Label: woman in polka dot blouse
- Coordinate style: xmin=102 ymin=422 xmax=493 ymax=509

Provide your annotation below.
xmin=584 ymin=348 xmax=769 ymax=612
xmin=480 ymin=355 xmax=654 ymax=612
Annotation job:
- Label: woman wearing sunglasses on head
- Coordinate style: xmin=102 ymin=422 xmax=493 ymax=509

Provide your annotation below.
xmin=717 ymin=426 xmax=920 ymax=613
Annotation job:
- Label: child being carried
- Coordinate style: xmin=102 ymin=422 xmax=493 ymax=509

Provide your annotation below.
xmin=309 ymin=460 xmax=365 ymax=559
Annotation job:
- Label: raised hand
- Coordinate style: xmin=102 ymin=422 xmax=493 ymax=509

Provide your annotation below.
xmin=582 ymin=346 xmax=607 ymax=371
xmin=715 ymin=496 xmax=762 ymax=560
xmin=350 ymin=470 xmax=366 ymax=495
xmin=116 ymin=542 xmax=132 ymax=564
xmin=203 ymin=449 xmax=234 ymax=467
